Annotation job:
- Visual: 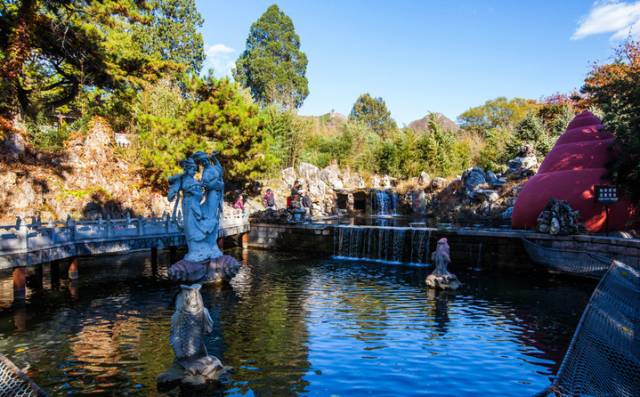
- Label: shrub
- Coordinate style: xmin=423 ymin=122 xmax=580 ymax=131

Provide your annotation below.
xmin=25 ymin=114 xmax=70 ymax=152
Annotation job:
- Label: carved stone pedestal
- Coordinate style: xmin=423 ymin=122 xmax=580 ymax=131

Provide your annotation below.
xmin=168 ymin=255 xmax=241 ymax=284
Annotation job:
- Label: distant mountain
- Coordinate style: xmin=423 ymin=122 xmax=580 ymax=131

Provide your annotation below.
xmin=408 ymin=112 xmax=460 ymax=133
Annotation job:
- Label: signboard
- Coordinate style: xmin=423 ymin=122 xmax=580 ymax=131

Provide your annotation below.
xmin=595 ymin=185 xmax=618 ymax=204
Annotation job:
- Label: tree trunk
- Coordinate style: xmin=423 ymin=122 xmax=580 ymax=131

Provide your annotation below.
xmin=0 ymin=0 xmax=37 ymax=120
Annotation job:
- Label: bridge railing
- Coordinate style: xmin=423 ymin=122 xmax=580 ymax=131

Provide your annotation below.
xmin=0 ymin=212 xmax=250 ymax=255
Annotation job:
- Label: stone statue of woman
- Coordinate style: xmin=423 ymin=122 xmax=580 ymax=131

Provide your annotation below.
xmin=192 ymin=151 xmax=224 ymax=258
xmin=168 ymin=154 xmax=240 ymax=284
xmin=167 ymin=158 xmax=215 ymax=262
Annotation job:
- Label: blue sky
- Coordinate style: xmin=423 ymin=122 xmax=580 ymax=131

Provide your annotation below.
xmin=196 ymin=1 xmax=640 ymax=125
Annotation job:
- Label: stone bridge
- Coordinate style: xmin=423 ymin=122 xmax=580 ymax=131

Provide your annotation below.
xmin=0 ymin=213 xmax=250 ymax=270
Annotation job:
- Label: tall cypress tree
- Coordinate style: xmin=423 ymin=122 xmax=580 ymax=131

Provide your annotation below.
xmin=234 ymin=4 xmax=309 ymax=110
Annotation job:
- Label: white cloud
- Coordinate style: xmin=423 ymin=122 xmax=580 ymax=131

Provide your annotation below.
xmin=572 ymin=1 xmax=640 ymax=40
xmin=203 ymin=44 xmax=236 ymax=77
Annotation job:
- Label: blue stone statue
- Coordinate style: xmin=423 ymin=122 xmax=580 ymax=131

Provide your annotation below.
xmin=167 ymin=152 xmax=240 ymax=284
xmin=157 ymin=284 xmax=226 ymax=388
xmin=192 ymin=151 xmax=224 ymax=258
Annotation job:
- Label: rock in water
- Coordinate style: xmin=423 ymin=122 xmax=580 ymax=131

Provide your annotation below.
xmin=169 ymin=255 xmax=240 ymax=284
xmin=426 ymin=273 xmax=461 ymax=290
xmin=426 ymin=238 xmax=461 ymax=290
xmin=157 ymin=284 xmax=226 ymax=388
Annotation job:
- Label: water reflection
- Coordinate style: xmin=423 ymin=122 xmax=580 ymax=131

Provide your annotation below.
xmin=426 ymin=289 xmax=453 ymax=336
xmin=217 ymin=253 xmax=312 ymax=396
xmin=0 ymin=249 xmax=594 ymax=396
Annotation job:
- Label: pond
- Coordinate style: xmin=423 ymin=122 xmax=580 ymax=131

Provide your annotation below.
xmin=0 ymin=249 xmax=594 ymax=396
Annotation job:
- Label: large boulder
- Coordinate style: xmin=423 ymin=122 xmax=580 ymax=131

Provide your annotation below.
xmin=418 ymin=172 xmax=431 ymax=186
xmin=411 ymin=189 xmax=429 ymax=214
xmin=462 ymin=167 xmax=486 ymax=197
xmin=319 ymin=164 xmax=344 ymax=189
xmin=297 ymin=162 xmax=319 ymax=181
xmin=281 ymin=167 xmax=297 ymax=187
xmin=431 ymin=177 xmax=447 ymax=190
xmin=507 ymin=144 xmax=538 ymax=179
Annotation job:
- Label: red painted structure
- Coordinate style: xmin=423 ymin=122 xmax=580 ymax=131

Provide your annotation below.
xmin=512 ymin=111 xmax=636 ymax=233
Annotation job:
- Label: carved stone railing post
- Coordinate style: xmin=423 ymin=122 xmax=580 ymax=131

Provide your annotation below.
xmin=137 ymin=218 xmax=144 ymax=236
xmin=15 ymin=217 xmax=28 ymax=252
xmin=66 ymin=215 xmax=76 ymax=243
xmin=97 ymin=216 xmax=105 ymax=239
xmin=164 ymin=213 xmax=170 ymax=234
xmin=106 ymin=215 xmax=113 ymax=238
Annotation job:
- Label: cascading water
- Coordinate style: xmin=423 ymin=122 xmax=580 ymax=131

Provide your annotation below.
xmin=409 ymin=229 xmax=432 ymax=264
xmin=333 ymin=225 xmax=432 ymax=265
xmin=370 ymin=190 xmax=399 ymax=216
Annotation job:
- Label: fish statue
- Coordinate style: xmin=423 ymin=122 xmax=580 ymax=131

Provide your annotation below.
xmin=426 ymin=238 xmax=461 ymax=290
xmin=431 ymin=237 xmax=451 ymax=276
xmin=157 ymin=284 xmax=225 ymax=388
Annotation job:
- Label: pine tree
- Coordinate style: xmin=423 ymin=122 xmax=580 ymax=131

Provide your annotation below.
xmin=133 ymin=0 xmax=205 ymax=74
xmin=234 ymin=4 xmax=309 ymax=110
xmin=349 ymin=93 xmax=397 ymax=136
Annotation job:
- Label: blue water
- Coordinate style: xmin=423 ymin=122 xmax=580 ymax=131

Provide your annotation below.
xmin=0 ymin=249 xmax=593 ymax=396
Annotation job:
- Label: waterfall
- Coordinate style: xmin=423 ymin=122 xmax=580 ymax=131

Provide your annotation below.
xmin=370 ymin=190 xmax=399 ymax=216
xmin=410 ymin=229 xmax=431 ymax=264
xmin=333 ymin=225 xmax=432 ymax=266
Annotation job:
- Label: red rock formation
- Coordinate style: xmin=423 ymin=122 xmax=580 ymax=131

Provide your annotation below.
xmin=512 ymin=111 xmax=636 ymax=232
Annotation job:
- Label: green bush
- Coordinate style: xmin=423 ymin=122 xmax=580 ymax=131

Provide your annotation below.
xmin=25 ymin=114 xmax=70 ymax=152
xmin=477 ymin=128 xmax=511 ymax=172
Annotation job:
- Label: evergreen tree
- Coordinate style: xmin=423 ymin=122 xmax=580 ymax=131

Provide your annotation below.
xmin=133 ymin=0 xmax=205 ymax=74
xmin=187 ymin=76 xmax=277 ymax=186
xmin=505 ymin=112 xmax=550 ymax=159
xmin=234 ymin=4 xmax=309 ymax=109
xmin=349 ymin=93 xmax=397 ymax=136
xmin=0 ymin=0 xmax=179 ymax=121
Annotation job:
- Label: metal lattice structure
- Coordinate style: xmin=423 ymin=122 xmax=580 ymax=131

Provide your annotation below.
xmin=542 ymin=260 xmax=640 ymax=396
xmin=522 ymin=238 xmax=612 ymax=278
xmin=0 ymin=354 xmax=47 ymax=397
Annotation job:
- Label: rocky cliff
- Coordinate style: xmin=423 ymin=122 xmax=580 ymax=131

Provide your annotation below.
xmin=0 ymin=117 xmax=171 ymax=223
xmin=0 ymin=117 xmax=536 ymax=225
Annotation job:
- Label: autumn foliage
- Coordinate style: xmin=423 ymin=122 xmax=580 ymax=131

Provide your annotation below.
xmin=583 ymin=40 xmax=640 ymax=200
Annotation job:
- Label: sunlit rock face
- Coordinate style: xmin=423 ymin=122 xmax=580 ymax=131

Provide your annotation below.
xmin=512 ymin=111 xmax=636 ymax=233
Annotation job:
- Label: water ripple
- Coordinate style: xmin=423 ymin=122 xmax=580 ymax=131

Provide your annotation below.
xmin=0 ymin=250 xmax=593 ymax=396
